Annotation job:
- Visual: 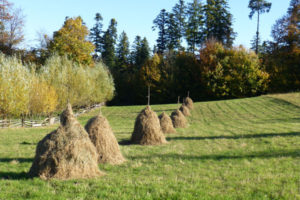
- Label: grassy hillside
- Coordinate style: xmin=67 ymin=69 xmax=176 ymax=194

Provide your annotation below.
xmin=0 ymin=94 xmax=299 ymax=200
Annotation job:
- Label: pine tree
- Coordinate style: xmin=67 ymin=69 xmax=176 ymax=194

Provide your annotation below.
xmin=153 ymin=9 xmax=168 ymax=54
xmin=185 ymin=0 xmax=204 ymax=53
xmin=166 ymin=13 xmax=181 ymax=51
xmin=116 ymin=31 xmax=130 ymax=70
xmin=205 ymin=0 xmax=236 ymax=47
xmin=248 ymin=0 xmax=272 ymax=54
xmin=102 ymin=18 xmax=117 ymax=68
xmin=171 ymin=0 xmax=187 ymax=50
xmin=90 ymin=13 xmax=103 ymax=60
xmin=132 ymin=36 xmax=150 ymax=68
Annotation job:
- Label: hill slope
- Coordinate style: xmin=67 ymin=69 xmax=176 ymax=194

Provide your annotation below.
xmin=0 ymin=94 xmax=299 ymax=199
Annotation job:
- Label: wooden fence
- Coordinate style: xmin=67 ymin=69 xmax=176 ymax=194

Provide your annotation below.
xmin=0 ymin=103 xmax=104 ymax=129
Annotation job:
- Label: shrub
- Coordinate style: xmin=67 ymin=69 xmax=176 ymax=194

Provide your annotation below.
xmin=200 ymin=41 xmax=269 ymax=98
xmin=40 ymin=55 xmax=114 ymax=109
xmin=0 ymin=54 xmax=31 ymax=118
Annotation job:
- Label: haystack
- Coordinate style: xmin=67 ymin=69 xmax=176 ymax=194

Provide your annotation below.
xmin=159 ymin=112 xmax=176 ymax=134
xmin=179 ymin=104 xmax=191 ymax=116
xmin=131 ymin=106 xmax=167 ymax=145
xmin=183 ymin=97 xmax=194 ymax=110
xmin=171 ymin=109 xmax=187 ymax=128
xmin=28 ymin=104 xmax=103 ymax=180
xmin=85 ymin=114 xmax=125 ymax=165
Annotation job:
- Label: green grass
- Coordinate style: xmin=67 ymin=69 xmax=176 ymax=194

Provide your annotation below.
xmin=0 ymin=93 xmax=300 ymax=200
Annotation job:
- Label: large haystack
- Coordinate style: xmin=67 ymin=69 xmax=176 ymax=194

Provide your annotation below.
xmin=171 ymin=109 xmax=187 ymax=128
xmin=179 ymin=104 xmax=191 ymax=116
xmin=183 ymin=97 xmax=194 ymax=110
xmin=28 ymin=104 xmax=103 ymax=180
xmin=85 ymin=114 xmax=125 ymax=165
xmin=131 ymin=106 xmax=167 ymax=145
xmin=159 ymin=112 xmax=176 ymax=134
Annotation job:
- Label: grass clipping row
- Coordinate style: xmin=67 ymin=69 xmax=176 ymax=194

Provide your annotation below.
xmin=159 ymin=112 xmax=176 ymax=134
xmin=28 ymin=104 xmax=103 ymax=180
xmin=85 ymin=114 xmax=126 ymax=165
xmin=131 ymin=106 xmax=167 ymax=145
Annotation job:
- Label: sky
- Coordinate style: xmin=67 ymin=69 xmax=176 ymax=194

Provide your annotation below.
xmin=10 ymin=0 xmax=291 ymax=50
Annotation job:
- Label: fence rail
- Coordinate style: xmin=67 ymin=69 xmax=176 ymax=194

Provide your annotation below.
xmin=0 ymin=103 xmax=104 ymax=129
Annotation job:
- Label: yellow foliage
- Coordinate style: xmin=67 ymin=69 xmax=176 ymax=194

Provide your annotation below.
xmin=29 ymin=78 xmax=58 ymax=115
xmin=48 ymin=17 xmax=95 ymax=66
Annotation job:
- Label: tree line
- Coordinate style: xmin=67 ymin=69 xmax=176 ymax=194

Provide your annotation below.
xmin=0 ymin=0 xmax=299 ymax=106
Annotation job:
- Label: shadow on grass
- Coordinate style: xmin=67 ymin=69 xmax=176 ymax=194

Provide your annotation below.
xmin=0 ymin=158 xmax=33 ymax=163
xmin=20 ymin=141 xmax=36 ymax=145
xmin=119 ymin=139 xmax=133 ymax=146
xmin=130 ymin=149 xmax=300 ymax=161
xmin=167 ymin=132 xmax=300 ymax=141
xmin=0 ymin=171 xmax=29 ymax=180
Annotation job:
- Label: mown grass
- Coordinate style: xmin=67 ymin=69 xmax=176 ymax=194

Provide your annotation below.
xmin=0 ymin=94 xmax=300 ymax=200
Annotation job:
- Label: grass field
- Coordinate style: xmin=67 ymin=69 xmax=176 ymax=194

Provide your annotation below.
xmin=0 ymin=93 xmax=300 ymax=200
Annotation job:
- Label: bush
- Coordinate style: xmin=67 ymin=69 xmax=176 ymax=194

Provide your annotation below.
xmin=200 ymin=41 xmax=269 ymax=98
xmin=0 ymin=54 xmax=31 ymax=118
xmin=40 ymin=55 xmax=114 ymax=109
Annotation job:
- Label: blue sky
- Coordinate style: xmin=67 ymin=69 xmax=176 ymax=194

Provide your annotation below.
xmin=11 ymin=0 xmax=290 ymax=49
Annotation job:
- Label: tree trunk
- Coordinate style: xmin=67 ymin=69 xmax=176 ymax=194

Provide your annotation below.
xmin=256 ymin=10 xmax=260 ymax=54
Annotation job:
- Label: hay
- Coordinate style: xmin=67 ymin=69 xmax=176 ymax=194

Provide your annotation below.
xmin=179 ymin=105 xmax=191 ymax=116
xmin=183 ymin=97 xmax=194 ymax=110
xmin=131 ymin=106 xmax=167 ymax=145
xmin=159 ymin=112 xmax=176 ymax=134
xmin=85 ymin=114 xmax=126 ymax=165
xmin=28 ymin=104 xmax=103 ymax=180
xmin=171 ymin=109 xmax=187 ymax=128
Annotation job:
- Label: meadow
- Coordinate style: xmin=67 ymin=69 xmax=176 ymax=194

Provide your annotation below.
xmin=0 ymin=93 xmax=299 ymax=200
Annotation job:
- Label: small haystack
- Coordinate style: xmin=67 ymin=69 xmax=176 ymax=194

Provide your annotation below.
xmin=85 ymin=114 xmax=125 ymax=165
xmin=179 ymin=104 xmax=191 ymax=116
xmin=28 ymin=104 xmax=103 ymax=180
xmin=171 ymin=109 xmax=187 ymax=128
xmin=183 ymin=97 xmax=194 ymax=110
xmin=159 ymin=112 xmax=176 ymax=134
xmin=131 ymin=106 xmax=167 ymax=145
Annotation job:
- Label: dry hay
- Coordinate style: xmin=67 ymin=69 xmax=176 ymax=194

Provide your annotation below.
xmin=159 ymin=112 xmax=176 ymax=134
xmin=131 ymin=106 xmax=167 ymax=145
xmin=183 ymin=97 xmax=194 ymax=110
xmin=85 ymin=114 xmax=126 ymax=165
xmin=28 ymin=104 xmax=103 ymax=180
xmin=179 ymin=104 xmax=191 ymax=116
xmin=171 ymin=109 xmax=187 ymax=128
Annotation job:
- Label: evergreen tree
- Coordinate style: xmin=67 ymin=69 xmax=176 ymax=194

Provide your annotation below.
xmin=171 ymin=0 xmax=187 ymax=50
xmin=153 ymin=9 xmax=168 ymax=54
xmin=205 ymin=0 xmax=236 ymax=47
xmin=102 ymin=18 xmax=117 ymax=68
xmin=248 ymin=0 xmax=272 ymax=54
xmin=185 ymin=0 xmax=204 ymax=53
xmin=166 ymin=13 xmax=181 ymax=51
xmin=90 ymin=13 xmax=103 ymax=59
xmin=132 ymin=36 xmax=150 ymax=68
xmin=116 ymin=31 xmax=130 ymax=70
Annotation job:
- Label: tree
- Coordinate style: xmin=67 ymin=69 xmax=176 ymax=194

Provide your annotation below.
xmin=185 ymin=0 xmax=204 ymax=54
xmin=171 ymin=0 xmax=187 ymax=50
xmin=205 ymin=0 xmax=236 ymax=47
xmin=116 ymin=31 xmax=130 ymax=70
xmin=0 ymin=1 xmax=24 ymax=55
xmin=153 ymin=9 xmax=168 ymax=54
xmin=47 ymin=16 xmax=95 ymax=65
xmin=132 ymin=36 xmax=150 ymax=69
xmin=248 ymin=0 xmax=272 ymax=54
xmin=166 ymin=13 xmax=181 ymax=51
xmin=102 ymin=18 xmax=118 ymax=68
xmin=90 ymin=13 xmax=104 ymax=60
